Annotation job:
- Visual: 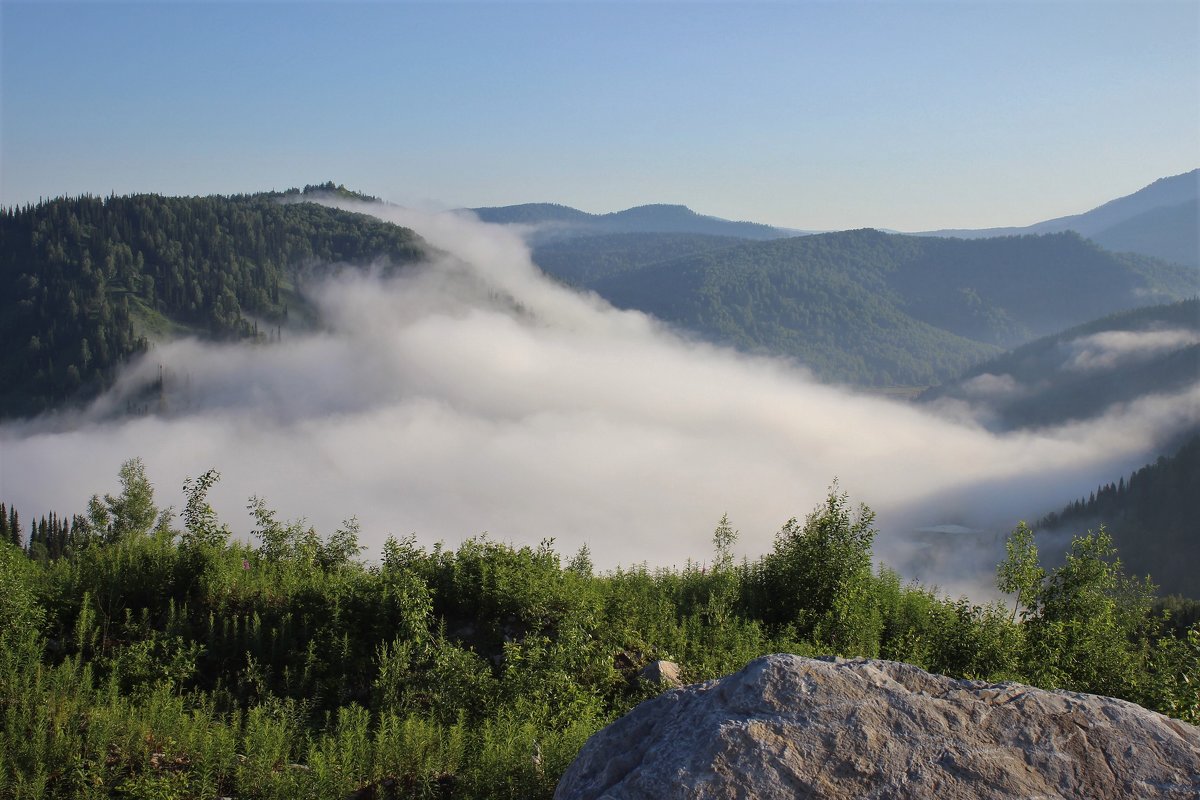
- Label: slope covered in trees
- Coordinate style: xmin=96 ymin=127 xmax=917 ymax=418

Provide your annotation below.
xmin=919 ymin=299 xmax=1200 ymax=430
xmin=0 ymin=185 xmax=424 ymax=417
xmin=1038 ymin=433 xmax=1200 ymax=598
xmin=1 ymin=464 xmax=1196 ymax=798
xmin=472 ymin=202 xmax=795 ymax=240
xmin=531 ymin=231 xmax=744 ymax=287
xmin=553 ymin=228 xmax=1194 ymax=386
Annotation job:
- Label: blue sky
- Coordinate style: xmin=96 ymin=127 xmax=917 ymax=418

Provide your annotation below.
xmin=2 ymin=1 xmax=1197 ymax=230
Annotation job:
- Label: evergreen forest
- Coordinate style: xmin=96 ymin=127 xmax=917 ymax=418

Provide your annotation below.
xmin=1037 ymin=433 xmax=1200 ymax=598
xmin=0 ymin=185 xmax=424 ymax=417
xmin=1 ymin=463 xmax=1197 ymax=799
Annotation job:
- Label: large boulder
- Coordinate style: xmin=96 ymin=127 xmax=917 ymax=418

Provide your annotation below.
xmin=555 ymin=654 xmax=1200 ymax=799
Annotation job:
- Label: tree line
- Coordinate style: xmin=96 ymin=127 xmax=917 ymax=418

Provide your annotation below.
xmin=1038 ymin=433 xmax=1200 ymax=598
xmin=1 ymin=461 xmax=1196 ymax=799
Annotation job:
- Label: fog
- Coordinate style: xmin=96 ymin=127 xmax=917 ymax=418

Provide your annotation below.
xmin=2 ymin=201 xmax=1197 ymax=596
xmin=1065 ymin=329 xmax=1200 ymax=372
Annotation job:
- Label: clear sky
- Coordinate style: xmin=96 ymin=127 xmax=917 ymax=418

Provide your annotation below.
xmin=2 ymin=1 xmax=1197 ymax=231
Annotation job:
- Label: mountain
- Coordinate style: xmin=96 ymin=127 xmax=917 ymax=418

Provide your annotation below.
xmin=0 ymin=187 xmax=425 ymax=417
xmin=1037 ymin=433 xmax=1200 ymax=598
xmin=531 ymin=231 xmax=745 ymax=287
xmin=918 ymin=299 xmax=1200 ymax=431
xmin=542 ymin=228 xmax=1196 ymax=386
xmin=1089 ymin=198 xmax=1200 ymax=269
xmin=471 ymin=202 xmax=800 ymax=241
xmin=921 ymin=169 xmax=1200 ymax=268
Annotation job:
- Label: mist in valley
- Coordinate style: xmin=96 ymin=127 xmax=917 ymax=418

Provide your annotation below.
xmin=2 ymin=201 xmax=1197 ymax=598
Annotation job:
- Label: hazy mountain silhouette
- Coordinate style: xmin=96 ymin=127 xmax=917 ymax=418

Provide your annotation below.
xmin=921 ymin=169 xmax=1199 ymax=268
xmin=470 ymin=202 xmax=801 ymax=241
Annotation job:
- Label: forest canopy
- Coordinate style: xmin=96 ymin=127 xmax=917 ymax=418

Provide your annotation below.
xmin=0 ymin=188 xmax=424 ymax=416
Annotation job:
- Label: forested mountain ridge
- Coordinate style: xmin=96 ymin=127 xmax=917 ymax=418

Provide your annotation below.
xmin=531 ymin=231 xmax=746 ymax=287
xmin=1037 ymin=433 xmax=1200 ymax=598
xmin=471 ymin=202 xmax=797 ymax=240
xmin=551 ymin=228 xmax=1196 ymax=386
xmin=0 ymin=185 xmax=425 ymax=417
xmin=919 ymin=299 xmax=1200 ymax=431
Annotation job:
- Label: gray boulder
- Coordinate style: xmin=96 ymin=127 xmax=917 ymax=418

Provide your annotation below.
xmin=555 ymin=654 xmax=1200 ymax=799
xmin=638 ymin=659 xmax=684 ymax=689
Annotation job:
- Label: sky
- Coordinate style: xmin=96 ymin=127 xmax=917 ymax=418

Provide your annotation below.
xmin=1 ymin=0 xmax=1197 ymax=231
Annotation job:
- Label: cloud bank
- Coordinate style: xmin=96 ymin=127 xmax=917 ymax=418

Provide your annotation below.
xmin=1065 ymin=328 xmax=1200 ymax=372
xmin=2 ymin=201 xmax=1197 ymax=595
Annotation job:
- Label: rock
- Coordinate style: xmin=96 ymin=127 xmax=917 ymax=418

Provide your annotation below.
xmin=638 ymin=659 xmax=683 ymax=689
xmin=555 ymin=654 xmax=1200 ymax=800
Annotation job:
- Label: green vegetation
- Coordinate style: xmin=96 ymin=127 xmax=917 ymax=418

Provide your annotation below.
xmin=1038 ymin=433 xmax=1200 ymax=598
xmin=0 ymin=184 xmax=423 ymax=417
xmin=919 ymin=298 xmax=1200 ymax=430
xmin=535 ymin=228 xmax=1195 ymax=386
xmin=2 ymin=463 xmax=1197 ymax=798
xmin=473 ymin=202 xmax=790 ymax=240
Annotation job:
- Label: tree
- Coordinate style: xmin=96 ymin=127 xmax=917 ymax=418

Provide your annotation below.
xmin=181 ymin=469 xmax=229 ymax=548
xmin=996 ymin=522 xmax=1044 ymax=622
xmin=753 ymin=483 xmax=880 ymax=653
xmin=1016 ymin=526 xmax=1156 ymax=698
xmin=87 ymin=457 xmax=169 ymax=545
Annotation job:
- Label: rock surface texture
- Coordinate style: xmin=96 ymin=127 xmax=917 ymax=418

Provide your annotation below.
xmin=555 ymin=654 xmax=1200 ymax=800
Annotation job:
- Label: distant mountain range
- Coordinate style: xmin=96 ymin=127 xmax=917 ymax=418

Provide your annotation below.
xmin=478 ymin=169 xmax=1199 ymax=269
xmin=532 ymin=228 xmax=1197 ymax=386
xmin=918 ymin=169 xmax=1199 ymax=269
xmin=470 ymin=202 xmax=802 ymax=241
xmin=4 ymin=175 xmax=1197 ymax=417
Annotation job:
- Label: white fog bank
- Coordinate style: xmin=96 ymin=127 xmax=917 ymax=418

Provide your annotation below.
xmin=2 ymin=201 xmax=1196 ymax=594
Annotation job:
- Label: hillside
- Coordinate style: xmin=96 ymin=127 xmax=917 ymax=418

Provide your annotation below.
xmin=1090 ymin=198 xmax=1200 ymax=269
xmin=1037 ymin=433 xmax=1200 ymax=598
xmin=565 ymin=229 xmax=1195 ymax=386
xmin=0 ymin=186 xmax=424 ymax=417
xmin=921 ymin=169 xmax=1200 ymax=268
xmin=471 ymin=202 xmax=797 ymax=241
xmin=919 ymin=299 xmax=1200 ymax=431
xmin=531 ymin=231 xmax=745 ymax=286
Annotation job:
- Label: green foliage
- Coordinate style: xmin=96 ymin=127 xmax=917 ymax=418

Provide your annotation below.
xmin=180 ymin=470 xmax=228 ymax=549
xmin=0 ymin=191 xmax=424 ymax=417
xmin=996 ymin=522 xmax=1044 ymax=622
xmin=998 ymin=524 xmax=1161 ymax=701
xmin=2 ymin=464 xmax=1196 ymax=799
xmin=1037 ymin=431 xmax=1200 ymax=598
xmin=536 ymin=229 xmax=1196 ymax=387
xmin=748 ymin=484 xmax=881 ymax=653
xmin=86 ymin=458 xmax=171 ymax=546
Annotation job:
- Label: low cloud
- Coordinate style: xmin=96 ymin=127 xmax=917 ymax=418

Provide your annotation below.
xmin=1064 ymin=329 xmax=1200 ymax=372
xmin=2 ymin=202 xmax=1197 ymax=596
